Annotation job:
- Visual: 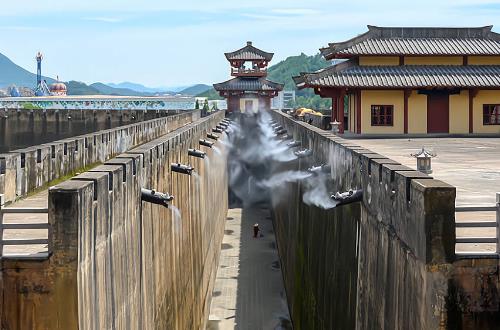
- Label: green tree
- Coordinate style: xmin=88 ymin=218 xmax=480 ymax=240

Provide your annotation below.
xmin=195 ymin=99 xmax=200 ymax=109
xmin=203 ymin=99 xmax=209 ymax=111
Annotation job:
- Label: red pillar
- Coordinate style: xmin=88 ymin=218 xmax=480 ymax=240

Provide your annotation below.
xmin=468 ymin=89 xmax=477 ymax=133
xmin=339 ymin=92 xmax=345 ymax=134
xmin=404 ymin=89 xmax=411 ymax=134
xmin=356 ymin=90 xmax=362 ymax=134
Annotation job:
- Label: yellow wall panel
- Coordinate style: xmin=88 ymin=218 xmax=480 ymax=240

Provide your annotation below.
xmin=468 ymin=56 xmax=500 ymax=65
xmin=361 ymin=90 xmax=404 ymax=134
xmin=404 ymin=56 xmax=463 ymax=65
xmin=449 ymin=90 xmax=469 ymax=134
xmin=407 ymin=91 xmax=427 ymax=134
xmin=359 ymin=56 xmax=400 ymax=66
xmin=473 ymin=90 xmax=500 ymax=134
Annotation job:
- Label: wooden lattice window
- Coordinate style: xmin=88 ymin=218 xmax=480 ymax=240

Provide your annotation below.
xmin=483 ymin=104 xmax=500 ymax=125
xmin=371 ymin=105 xmax=393 ymax=126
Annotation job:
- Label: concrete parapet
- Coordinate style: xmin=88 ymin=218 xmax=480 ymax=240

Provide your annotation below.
xmin=270 ymin=110 xmax=458 ymax=329
xmin=0 ymin=111 xmax=227 ymax=329
xmin=0 ymin=110 xmax=201 ymax=204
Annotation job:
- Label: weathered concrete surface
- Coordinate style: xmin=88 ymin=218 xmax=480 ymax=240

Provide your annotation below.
xmin=269 ymin=110 xmax=496 ymax=329
xmin=351 ymin=138 xmax=500 ymax=206
xmin=0 ymin=110 xmax=200 ymax=204
xmin=1 ymin=111 xmax=228 ymax=329
xmin=207 ymin=207 xmax=291 ymax=330
xmin=0 ymin=108 xmax=177 ymax=153
xmin=1 ymin=190 xmax=48 ymax=256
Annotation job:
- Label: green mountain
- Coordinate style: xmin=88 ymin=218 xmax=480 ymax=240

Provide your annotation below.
xmin=179 ymin=84 xmax=211 ymax=96
xmin=0 ymin=53 xmax=55 ymax=88
xmin=90 ymin=82 xmax=152 ymax=96
xmin=267 ymin=53 xmax=330 ymax=91
xmin=66 ymin=81 xmax=103 ymax=95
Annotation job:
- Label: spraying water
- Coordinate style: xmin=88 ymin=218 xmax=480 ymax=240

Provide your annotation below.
xmin=170 ymin=205 xmax=182 ymax=233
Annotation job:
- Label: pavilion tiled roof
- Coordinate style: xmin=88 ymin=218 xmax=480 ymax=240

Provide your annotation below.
xmin=214 ymin=77 xmax=283 ymax=92
xmin=321 ymin=26 xmax=500 ymax=59
xmin=225 ymin=42 xmax=274 ymax=61
xmin=294 ymin=62 xmax=500 ymax=89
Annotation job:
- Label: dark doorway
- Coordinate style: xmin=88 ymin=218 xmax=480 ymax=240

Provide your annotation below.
xmin=427 ymin=93 xmax=449 ymax=133
xmin=245 ymin=100 xmax=253 ymax=113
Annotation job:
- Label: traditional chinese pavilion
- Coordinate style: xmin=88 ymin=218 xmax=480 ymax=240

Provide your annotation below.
xmin=294 ymin=26 xmax=500 ymax=135
xmin=214 ymin=42 xmax=283 ymax=114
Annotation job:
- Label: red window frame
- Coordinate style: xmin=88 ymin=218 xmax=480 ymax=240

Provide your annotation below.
xmin=371 ymin=105 xmax=394 ymax=126
xmin=483 ymin=104 xmax=500 ymax=125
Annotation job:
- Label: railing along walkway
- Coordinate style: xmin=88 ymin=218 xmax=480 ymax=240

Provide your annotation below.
xmin=0 ymin=192 xmax=50 ymax=259
xmin=455 ymin=192 xmax=500 ymax=258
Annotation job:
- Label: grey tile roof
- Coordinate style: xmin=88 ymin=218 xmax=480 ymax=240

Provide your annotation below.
xmin=321 ymin=25 xmax=500 ymax=59
xmin=296 ymin=63 xmax=500 ymax=89
xmin=225 ymin=42 xmax=274 ymax=61
xmin=214 ymin=77 xmax=283 ymax=92
xmin=336 ymin=38 xmax=500 ymax=56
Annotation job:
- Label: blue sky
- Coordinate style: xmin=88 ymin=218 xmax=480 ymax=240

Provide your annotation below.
xmin=0 ymin=0 xmax=499 ymax=88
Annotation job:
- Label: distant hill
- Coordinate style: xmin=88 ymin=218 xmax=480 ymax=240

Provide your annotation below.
xmin=0 ymin=52 xmax=55 ymax=88
xmin=179 ymin=84 xmax=211 ymax=96
xmin=106 ymin=82 xmax=169 ymax=94
xmin=66 ymin=81 xmax=103 ymax=95
xmin=90 ymin=82 xmax=152 ymax=96
xmin=196 ymin=88 xmax=223 ymax=100
xmin=267 ymin=53 xmax=330 ymax=91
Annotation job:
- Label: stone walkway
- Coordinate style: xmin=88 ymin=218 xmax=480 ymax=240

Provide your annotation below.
xmin=1 ymin=190 xmax=49 ymax=257
xmin=207 ymin=207 xmax=292 ymax=330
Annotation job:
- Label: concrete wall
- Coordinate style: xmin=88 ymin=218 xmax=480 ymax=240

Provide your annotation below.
xmin=0 ymin=110 xmax=200 ymax=204
xmin=449 ymin=90 xmax=469 ymax=134
xmin=270 ymin=110 xmax=461 ymax=329
xmin=0 ymin=111 xmax=228 ymax=329
xmin=404 ymin=56 xmax=463 ymax=65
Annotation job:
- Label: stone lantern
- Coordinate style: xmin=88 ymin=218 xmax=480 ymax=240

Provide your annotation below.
xmin=411 ymin=148 xmax=436 ymax=174
xmin=331 ymin=119 xmax=341 ymax=135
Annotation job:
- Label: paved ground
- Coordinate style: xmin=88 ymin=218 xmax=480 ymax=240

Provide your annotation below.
xmin=352 ymin=137 xmax=500 ymax=254
xmin=352 ymin=137 xmax=500 ymax=206
xmin=1 ymin=190 xmax=49 ymax=257
xmin=207 ymin=207 xmax=291 ymax=330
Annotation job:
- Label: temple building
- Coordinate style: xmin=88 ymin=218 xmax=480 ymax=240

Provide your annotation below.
xmin=214 ymin=42 xmax=283 ymax=114
xmin=294 ymin=26 xmax=500 ymax=135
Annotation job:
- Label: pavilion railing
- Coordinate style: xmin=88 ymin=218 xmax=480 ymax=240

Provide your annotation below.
xmin=455 ymin=192 xmax=500 ymax=258
xmin=0 ymin=194 xmax=50 ymax=259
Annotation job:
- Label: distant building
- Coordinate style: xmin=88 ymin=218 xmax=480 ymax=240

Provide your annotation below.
xmin=295 ymin=25 xmax=500 ymax=135
xmin=214 ymin=41 xmax=283 ymax=114
xmin=272 ymin=90 xmax=296 ymax=110
xmin=0 ymin=95 xmax=197 ymax=110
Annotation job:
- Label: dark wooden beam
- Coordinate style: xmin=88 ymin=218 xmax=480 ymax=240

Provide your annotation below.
xmin=469 ymin=88 xmax=479 ymax=133
xmin=339 ymin=89 xmax=346 ymax=134
xmin=356 ymin=90 xmax=362 ymax=134
xmin=404 ymin=89 xmax=412 ymax=134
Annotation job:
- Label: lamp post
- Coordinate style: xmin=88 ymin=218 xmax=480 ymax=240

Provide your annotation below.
xmin=411 ymin=148 xmax=436 ymax=174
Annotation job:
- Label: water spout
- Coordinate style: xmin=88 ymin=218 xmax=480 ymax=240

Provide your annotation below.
xmin=188 ymin=148 xmax=206 ymax=159
xmin=171 ymin=163 xmax=194 ymax=175
xmin=141 ymin=188 xmax=174 ymax=208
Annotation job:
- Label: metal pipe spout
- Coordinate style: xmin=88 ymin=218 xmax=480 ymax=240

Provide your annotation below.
xmin=294 ymin=149 xmax=313 ymax=158
xmin=275 ymin=128 xmax=287 ymax=135
xmin=141 ymin=188 xmax=174 ymax=208
xmin=188 ymin=148 xmax=206 ymax=159
xmin=207 ymin=133 xmax=219 ymax=140
xmin=199 ymin=139 xmax=214 ymax=148
xmin=287 ymin=140 xmax=301 ymax=148
xmin=212 ymin=128 xmax=223 ymax=134
xmin=331 ymin=189 xmax=363 ymax=206
xmin=171 ymin=163 xmax=194 ymax=175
